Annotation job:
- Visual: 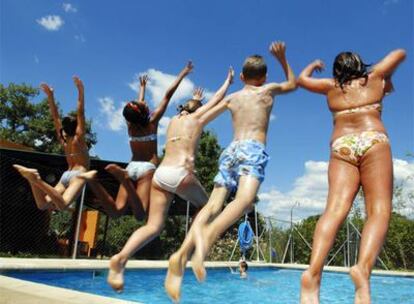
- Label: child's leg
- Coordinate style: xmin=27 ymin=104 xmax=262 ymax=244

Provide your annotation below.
xmin=165 ymin=185 xmax=229 ymax=301
xmin=79 ymin=170 xmax=129 ymax=217
xmin=175 ymin=173 xmax=209 ymax=208
xmin=300 ymin=156 xmax=360 ymax=304
xmin=351 ymin=144 xmax=392 ymax=304
xmin=107 ymin=183 xmax=174 ymax=292
xmin=13 ymin=164 xmax=77 ymax=210
xmin=191 ymin=175 xmax=260 ymax=281
xmin=106 ymin=164 xmax=151 ymax=219
xmin=133 ymin=171 xmax=154 ymax=219
xmin=13 ymin=164 xmax=63 ymax=210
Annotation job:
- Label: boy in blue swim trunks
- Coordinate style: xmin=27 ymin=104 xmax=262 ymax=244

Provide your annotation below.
xmin=165 ymin=41 xmax=296 ymax=301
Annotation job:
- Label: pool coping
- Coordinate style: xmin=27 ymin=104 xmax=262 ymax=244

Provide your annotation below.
xmin=0 ymin=258 xmax=413 ymax=304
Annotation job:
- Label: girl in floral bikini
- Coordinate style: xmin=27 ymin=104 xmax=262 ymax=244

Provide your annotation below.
xmin=297 ymin=49 xmax=406 ymax=304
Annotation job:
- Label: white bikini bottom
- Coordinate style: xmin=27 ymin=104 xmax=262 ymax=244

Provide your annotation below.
xmin=153 ymin=166 xmax=190 ymax=193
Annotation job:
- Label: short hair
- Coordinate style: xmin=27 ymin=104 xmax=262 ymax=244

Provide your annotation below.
xmin=242 ymin=55 xmax=267 ymax=80
xmin=240 ymin=261 xmax=248 ymax=270
xmin=123 ymin=101 xmax=150 ymax=126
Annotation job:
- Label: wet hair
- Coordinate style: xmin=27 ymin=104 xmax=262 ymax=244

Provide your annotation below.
xmin=333 ymin=52 xmax=371 ymax=89
xmin=240 ymin=261 xmax=248 ymax=271
xmin=177 ymin=99 xmax=202 ymax=114
xmin=123 ymin=101 xmax=150 ymax=126
xmin=60 ymin=116 xmax=77 ymax=140
xmin=242 ymin=55 xmax=267 ymax=80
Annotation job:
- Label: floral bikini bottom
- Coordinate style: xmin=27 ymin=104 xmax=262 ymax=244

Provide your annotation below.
xmin=331 ymin=131 xmax=389 ymax=166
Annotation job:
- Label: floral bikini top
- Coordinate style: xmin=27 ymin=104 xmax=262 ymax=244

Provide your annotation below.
xmin=332 ymin=102 xmax=383 ymax=118
xmin=332 ymin=78 xmax=390 ymax=118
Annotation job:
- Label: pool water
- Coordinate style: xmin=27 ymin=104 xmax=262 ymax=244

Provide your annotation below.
xmin=4 ymin=267 xmax=414 ymax=303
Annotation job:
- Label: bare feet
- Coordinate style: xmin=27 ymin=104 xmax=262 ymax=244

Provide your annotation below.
xmin=107 ymin=254 xmax=126 ymax=293
xmin=105 ymin=164 xmax=129 ymax=182
xmin=350 ymin=265 xmax=371 ymax=304
xmin=300 ymin=269 xmax=320 ymax=304
xmin=191 ymin=225 xmax=208 ymax=282
xmin=78 ymin=170 xmax=98 ymax=181
xmin=13 ymin=164 xmax=40 ymax=182
xmin=165 ymin=252 xmax=187 ymax=302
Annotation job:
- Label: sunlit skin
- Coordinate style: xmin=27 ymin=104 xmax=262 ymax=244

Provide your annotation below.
xmin=297 ymin=49 xmax=406 ymax=304
xmin=79 ymin=63 xmax=193 ymax=220
xmin=107 ymin=67 xmax=234 ymax=293
xmin=13 ymin=76 xmax=89 ymax=211
xmin=164 ymin=41 xmax=296 ymax=302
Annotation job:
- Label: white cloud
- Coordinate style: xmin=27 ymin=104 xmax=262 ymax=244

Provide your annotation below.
xmin=98 ymin=97 xmax=125 ymax=131
xmin=258 ymin=159 xmax=414 ymax=222
xmin=383 ymin=0 xmax=399 ymax=5
xmin=62 ymin=3 xmax=77 ymax=13
xmin=128 ymin=69 xmax=214 ymax=107
xmin=74 ymin=34 xmax=86 ymax=42
xmin=36 ymin=15 xmax=64 ymax=31
xmin=158 ymin=116 xmax=171 ymax=136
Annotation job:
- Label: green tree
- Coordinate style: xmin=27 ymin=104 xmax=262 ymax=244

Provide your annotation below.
xmin=101 ymin=129 xmax=224 ymax=259
xmin=0 ymin=83 xmax=96 ymax=153
xmin=194 ymin=130 xmax=223 ymax=193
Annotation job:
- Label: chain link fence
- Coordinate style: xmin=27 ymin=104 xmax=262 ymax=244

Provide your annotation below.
xmin=1 ymin=147 xmax=412 ymax=271
xmin=0 ymin=148 xmax=195 ymax=260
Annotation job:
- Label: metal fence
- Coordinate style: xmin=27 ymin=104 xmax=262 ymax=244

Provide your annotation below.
xmin=0 ymin=148 xmax=193 ymax=260
xmin=1 ymin=147 xmax=412 ymax=272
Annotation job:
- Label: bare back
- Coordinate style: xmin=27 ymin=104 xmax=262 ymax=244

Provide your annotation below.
xmin=327 ymin=73 xmax=387 ymax=141
xmin=160 ymin=114 xmax=204 ymax=170
xmin=228 ymin=86 xmax=274 ymax=144
xmin=128 ymin=122 xmax=159 ymax=165
xmin=64 ymin=135 xmax=89 ymax=170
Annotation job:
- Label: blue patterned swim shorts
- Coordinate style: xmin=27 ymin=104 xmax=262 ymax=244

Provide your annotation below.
xmin=214 ymin=140 xmax=269 ymax=191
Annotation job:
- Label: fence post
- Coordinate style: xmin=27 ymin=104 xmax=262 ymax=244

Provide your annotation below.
xmin=268 ymin=218 xmax=272 ymax=263
xmin=346 ymin=218 xmax=350 ymax=267
xmin=254 ymin=205 xmax=260 ymax=262
xmin=185 ymin=201 xmax=190 ymax=236
xmin=72 ymin=185 xmax=86 ymax=259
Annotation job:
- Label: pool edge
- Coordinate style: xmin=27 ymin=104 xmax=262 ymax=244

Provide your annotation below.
xmin=0 ymin=274 xmax=140 ymax=304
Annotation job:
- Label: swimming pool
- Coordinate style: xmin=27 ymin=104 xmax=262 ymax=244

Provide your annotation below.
xmin=4 ymin=267 xmax=414 ymax=303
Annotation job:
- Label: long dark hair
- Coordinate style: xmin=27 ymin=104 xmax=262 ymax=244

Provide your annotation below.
xmin=122 ymin=101 xmax=150 ymax=127
xmin=333 ymin=52 xmax=371 ymax=89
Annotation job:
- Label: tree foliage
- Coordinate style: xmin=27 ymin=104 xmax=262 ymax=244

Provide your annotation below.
xmin=0 ymin=83 xmax=97 ymax=153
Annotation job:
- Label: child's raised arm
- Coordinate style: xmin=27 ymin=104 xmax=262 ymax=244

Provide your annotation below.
xmin=297 ymin=60 xmax=334 ymax=94
xmin=138 ymin=75 xmax=148 ymax=102
xmin=194 ymin=67 xmax=234 ymax=118
xmin=40 ymin=83 xmax=63 ymax=144
xmin=265 ymin=41 xmax=297 ymax=95
xmin=73 ymin=76 xmax=86 ymax=137
xmin=150 ymin=61 xmax=194 ymax=123
xmin=197 ymin=68 xmax=234 ymax=125
xmin=372 ymin=49 xmax=406 ymax=78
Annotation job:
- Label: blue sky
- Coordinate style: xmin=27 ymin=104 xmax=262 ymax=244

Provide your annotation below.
xmin=1 ymin=0 xmax=413 ymax=220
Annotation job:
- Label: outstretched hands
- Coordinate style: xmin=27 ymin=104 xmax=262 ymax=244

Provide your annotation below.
xmin=269 ymin=41 xmax=287 ymax=62
xmin=139 ymin=75 xmax=149 ymax=87
xmin=311 ymin=60 xmax=325 ymax=73
xmin=192 ymin=87 xmax=204 ymax=101
xmin=40 ymin=83 xmax=54 ymax=96
xmin=73 ymin=76 xmax=84 ymax=92
xmin=227 ymin=66 xmax=234 ymax=84
xmin=182 ymin=60 xmax=194 ymax=76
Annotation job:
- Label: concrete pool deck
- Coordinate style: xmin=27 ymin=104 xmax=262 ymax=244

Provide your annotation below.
xmin=0 ymin=258 xmax=413 ymax=304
